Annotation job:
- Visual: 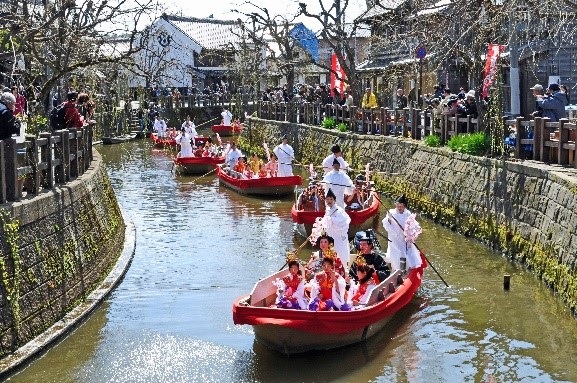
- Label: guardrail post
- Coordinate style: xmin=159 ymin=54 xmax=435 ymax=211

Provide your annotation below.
xmin=558 ymin=118 xmax=569 ymax=165
xmin=40 ymin=132 xmax=53 ymax=188
xmin=383 ymin=108 xmax=390 ymax=136
xmin=422 ymin=110 xmax=430 ymax=137
xmin=69 ymin=128 xmax=79 ymax=178
xmin=537 ymin=117 xmax=548 ymax=162
xmin=441 ymin=114 xmax=448 ymax=144
xmin=411 ymin=109 xmax=420 ymax=139
xmin=5 ymin=138 xmax=19 ymax=201
xmin=77 ymin=127 xmax=84 ymax=176
xmin=26 ymin=135 xmax=40 ymax=195
xmin=62 ymin=129 xmax=70 ymax=181
xmin=465 ymin=115 xmax=473 ymax=133
xmin=0 ymin=141 xmax=5 ymax=203
xmin=513 ymin=117 xmax=522 ymax=159
xmin=401 ymin=108 xmax=409 ymax=137
xmin=349 ymin=106 xmax=357 ymax=132
xmin=54 ymin=130 xmax=64 ymax=183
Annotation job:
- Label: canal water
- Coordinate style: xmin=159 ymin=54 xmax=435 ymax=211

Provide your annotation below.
xmin=7 ymin=139 xmax=577 ymax=383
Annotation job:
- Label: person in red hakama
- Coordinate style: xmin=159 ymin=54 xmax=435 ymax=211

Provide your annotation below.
xmin=308 ymin=257 xmax=346 ymax=311
xmin=275 ymin=260 xmax=306 ymax=310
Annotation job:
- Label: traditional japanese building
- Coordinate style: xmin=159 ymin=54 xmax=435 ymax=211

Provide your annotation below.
xmin=128 ymin=14 xmax=247 ymax=92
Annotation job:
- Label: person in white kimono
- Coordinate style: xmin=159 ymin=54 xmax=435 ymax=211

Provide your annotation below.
xmin=175 ymin=129 xmax=193 ymax=157
xmin=322 ymin=144 xmax=349 ymax=175
xmin=153 ymin=115 xmax=167 ymax=138
xmin=273 ymin=135 xmax=294 ymax=177
xmin=324 ymin=188 xmax=352 ymax=267
xmin=322 ymin=159 xmax=353 ymax=208
xmin=225 ymin=142 xmax=243 ymax=169
xmin=181 ymin=116 xmax=198 ymax=141
xmin=221 ymin=108 xmax=233 ymax=126
xmin=382 ymin=194 xmax=422 ymax=271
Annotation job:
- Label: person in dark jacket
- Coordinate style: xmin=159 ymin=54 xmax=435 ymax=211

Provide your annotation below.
xmin=457 ymin=90 xmax=478 ymax=118
xmin=0 ymin=92 xmax=21 ymax=140
xmin=396 ymin=88 xmax=408 ymax=109
xmin=349 ymin=235 xmax=391 ymax=283
xmin=560 ymin=84 xmax=570 ymax=106
xmin=537 ymin=84 xmax=567 ymax=122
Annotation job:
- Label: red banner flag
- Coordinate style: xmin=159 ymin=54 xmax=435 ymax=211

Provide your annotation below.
xmin=481 ymin=44 xmax=505 ymax=99
xmin=330 ymin=53 xmax=346 ymax=96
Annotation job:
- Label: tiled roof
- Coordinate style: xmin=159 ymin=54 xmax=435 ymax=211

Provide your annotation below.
xmin=414 ymin=0 xmax=452 ymax=17
xmin=359 ymin=0 xmax=408 ymax=19
xmin=99 ymin=39 xmax=132 ymax=58
xmin=316 ymin=23 xmax=372 ymax=39
xmin=164 ymin=15 xmax=245 ymax=50
xmin=344 ymin=23 xmax=372 ymax=38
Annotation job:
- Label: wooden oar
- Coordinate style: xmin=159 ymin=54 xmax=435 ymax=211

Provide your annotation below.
xmin=184 ymin=167 xmax=218 ymax=184
xmin=278 ymin=236 xmax=311 ymax=271
xmin=386 ymin=211 xmax=450 ymax=287
xmin=195 ymin=117 xmax=219 ymax=129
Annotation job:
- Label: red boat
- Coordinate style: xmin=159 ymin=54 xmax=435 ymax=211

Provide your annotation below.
xmin=173 ymin=156 xmax=225 ymax=175
xmin=150 ymin=133 xmax=208 ymax=149
xmin=232 ymin=253 xmax=426 ymax=354
xmin=150 ymin=133 xmax=177 ymax=148
xmin=291 ymin=190 xmax=381 ymax=238
xmin=211 ymin=124 xmax=243 ymax=137
xmin=216 ymin=165 xmax=302 ymax=196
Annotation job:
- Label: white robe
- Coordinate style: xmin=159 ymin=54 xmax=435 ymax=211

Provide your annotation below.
xmin=309 ymin=273 xmax=347 ymax=309
xmin=154 ymin=119 xmax=167 ymax=138
xmin=182 ymin=121 xmax=198 ymax=138
xmin=221 ymin=110 xmax=232 ymax=126
xmin=382 ymin=208 xmax=422 ymax=270
xmin=322 ymin=154 xmax=349 ymax=175
xmin=352 ymin=282 xmax=377 ymax=308
xmin=324 ymin=204 xmax=352 ymax=267
xmin=275 ymin=277 xmax=307 ymax=309
xmin=322 ymin=170 xmax=354 ymax=208
xmin=273 ymin=143 xmax=294 ymax=177
xmin=176 ymin=133 xmax=193 ymax=157
xmin=226 ymin=148 xmax=243 ymax=169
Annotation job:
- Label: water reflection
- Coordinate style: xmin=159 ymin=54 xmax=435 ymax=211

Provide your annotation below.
xmin=7 ymin=140 xmax=577 ymax=383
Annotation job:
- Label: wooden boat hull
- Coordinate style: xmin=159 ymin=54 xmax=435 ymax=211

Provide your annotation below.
xmin=102 ymin=134 xmax=137 ymax=145
xmin=174 ymin=156 xmax=225 ymax=175
xmin=150 ymin=134 xmax=209 ymax=149
xmin=150 ymin=133 xmax=177 ymax=148
xmin=252 ymin=314 xmax=394 ymax=354
xmin=217 ymin=165 xmax=301 ymax=196
xmin=291 ymin=191 xmax=380 ymax=238
xmin=232 ymin=254 xmax=426 ymax=355
xmin=211 ymin=124 xmax=243 ymax=137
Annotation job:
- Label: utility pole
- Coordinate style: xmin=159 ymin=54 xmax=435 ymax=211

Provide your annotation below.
xmin=509 ymin=11 xmax=520 ymax=117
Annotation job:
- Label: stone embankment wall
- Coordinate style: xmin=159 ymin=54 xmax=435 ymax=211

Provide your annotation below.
xmin=0 ymin=151 xmax=125 ymax=357
xmin=244 ymin=118 xmax=577 ymax=313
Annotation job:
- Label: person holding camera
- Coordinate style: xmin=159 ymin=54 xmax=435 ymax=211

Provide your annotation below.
xmin=536 ymin=83 xmax=566 ymax=122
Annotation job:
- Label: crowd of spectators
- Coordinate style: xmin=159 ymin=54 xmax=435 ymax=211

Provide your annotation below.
xmin=0 ymin=78 xmax=100 ymax=141
xmin=143 ymin=81 xmax=257 ymax=107
xmin=261 ymin=83 xmax=355 ymax=107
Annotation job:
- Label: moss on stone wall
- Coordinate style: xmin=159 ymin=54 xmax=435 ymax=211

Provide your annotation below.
xmin=0 ymin=154 xmax=125 ymax=356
